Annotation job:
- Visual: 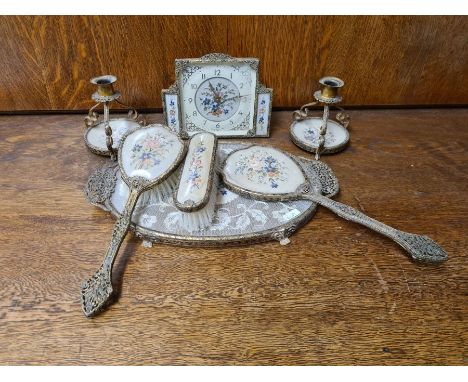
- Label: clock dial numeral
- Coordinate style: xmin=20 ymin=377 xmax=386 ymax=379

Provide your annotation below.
xmin=214 ymin=69 xmax=221 ymax=76
xmin=188 ymin=98 xmax=193 ymax=103
xmin=193 ymin=111 xmax=197 ymax=116
xmin=191 ymin=84 xmax=197 ymax=89
xmin=202 ymin=74 xmax=206 ymax=79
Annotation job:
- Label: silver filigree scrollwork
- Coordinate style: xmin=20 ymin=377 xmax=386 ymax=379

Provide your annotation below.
xmin=315 ymin=165 xmax=337 ymax=196
xmin=393 ymin=232 xmax=448 ymax=263
xmin=295 ymin=182 xmax=311 ymax=194
xmin=81 ymin=186 xmax=141 ymax=317
xmin=176 ymin=61 xmax=202 ymax=86
xmin=232 ymin=113 xmax=252 ymax=131
xmin=315 ymin=105 xmax=329 ymax=160
xmin=115 ymin=99 xmax=146 ymax=127
xmin=84 ymin=166 xmax=117 ymax=207
xmin=292 ymin=102 xmax=319 ymax=121
xmin=84 ymin=102 xmax=102 ymax=128
xmin=304 ymin=193 xmax=448 ymax=263
xmin=335 ymin=109 xmax=351 ymax=129
xmin=271 ymin=224 xmax=297 ymax=243
xmin=129 ymin=176 xmax=150 ymax=190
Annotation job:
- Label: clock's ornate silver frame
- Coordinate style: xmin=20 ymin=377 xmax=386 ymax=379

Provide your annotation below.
xmin=162 ymin=53 xmax=273 ymax=139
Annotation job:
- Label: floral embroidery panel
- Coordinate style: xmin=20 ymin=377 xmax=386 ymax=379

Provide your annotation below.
xmin=304 ymin=125 xmax=336 ymax=145
xmin=130 ymin=133 xmax=175 ymax=170
xmin=165 ymin=94 xmax=180 ymax=133
xmin=234 ymin=149 xmax=288 ymax=189
xmin=256 ymin=93 xmax=270 ymax=136
xmin=185 ymin=141 xmax=207 ymax=191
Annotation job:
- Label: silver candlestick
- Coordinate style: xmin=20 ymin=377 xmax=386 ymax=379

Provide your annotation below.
xmin=291 ymin=76 xmax=350 ymax=160
xmin=313 ymin=77 xmax=344 ymax=160
xmin=84 ymin=75 xmax=145 ymax=161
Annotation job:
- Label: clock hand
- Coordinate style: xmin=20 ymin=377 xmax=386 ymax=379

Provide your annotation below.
xmin=219 ymin=95 xmax=248 ymax=106
xmin=208 ymin=81 xmax=223 ymax=103
xmin=208 ymin=81 xmax=215 ymax=93
xmin=208 ymin=81 xmax=218 ymax=97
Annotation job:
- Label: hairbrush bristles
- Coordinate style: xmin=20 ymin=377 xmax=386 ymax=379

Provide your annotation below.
xmin=177 ymin=174 xmax=219 ymax=232
xmin=136 ymin=171 xmax=179 ymax=207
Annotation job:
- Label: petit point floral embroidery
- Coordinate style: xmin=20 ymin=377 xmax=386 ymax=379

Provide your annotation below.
xmin=185 ymin=141 xmax=207 ymax=191
xmin=235 ymin=150 xmax=287 ymax=189
xmin=130 ymin=133 xmax=175 ymax=170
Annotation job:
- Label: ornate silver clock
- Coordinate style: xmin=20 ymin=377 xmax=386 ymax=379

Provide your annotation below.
xmin=162 ymin=53 xmax=273 ymax=138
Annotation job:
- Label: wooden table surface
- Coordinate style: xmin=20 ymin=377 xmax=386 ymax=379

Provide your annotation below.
xmin=0 ymin=110 xmax=466 ymax=365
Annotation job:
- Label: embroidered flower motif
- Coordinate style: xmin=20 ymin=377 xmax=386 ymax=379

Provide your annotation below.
xmin=198 ymin=80 xmax=239 ymax=119
xmin=167 ymin=97 xmax=178 ymax=130
xmin=130 ymin=132 xmax=174 ymax=170
xmin=234 ymin=150 xmax=287 ymax=189
xmin=256 ymin=97 xmax=268 ymax=128
xmin=304 ymin=127 xmax=336 ymax=145
xmin=185 ymin=141 xmax=207 ymax=190
xmin=304 ymin=128 xmax=318 ymax=142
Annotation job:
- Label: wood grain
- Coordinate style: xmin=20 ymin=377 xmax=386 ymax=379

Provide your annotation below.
xmin=0 ymin=16 xmax=466 ymax=112
xmin=0 ymin=110 xmax=467 ymax=365
xmin=228 ymin=16 xmax=468 ymax=107
xmin=0 ymin=16 xmax=52 ymax=110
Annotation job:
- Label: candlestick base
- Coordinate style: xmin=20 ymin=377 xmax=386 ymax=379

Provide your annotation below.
xmin=84 ymin=75 xmax=145 ymax=158
xmin=290 ymin=117 xmax=350 ymax=155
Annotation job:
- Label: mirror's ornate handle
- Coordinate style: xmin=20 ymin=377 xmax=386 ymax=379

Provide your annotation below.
xmin=81 ymin=187 xmax=140 ymax=317
xmin=305 ymin=193 xmax=448 ymax=263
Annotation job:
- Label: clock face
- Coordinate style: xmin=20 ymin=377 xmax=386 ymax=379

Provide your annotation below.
xmin=194 ymin=77 xmax=240 ymax=122
xmin=178 ymin=62 xmax=257 ymax=135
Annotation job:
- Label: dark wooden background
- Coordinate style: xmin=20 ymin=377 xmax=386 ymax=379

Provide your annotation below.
xmin=0 ymin=16 xmax=467 ymax=112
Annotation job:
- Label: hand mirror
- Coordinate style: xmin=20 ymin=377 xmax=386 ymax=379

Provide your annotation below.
xmin=221 ymin=145 xmax=448 ymax=264
xmin=81 ymin=124 xmax=186 ymax=317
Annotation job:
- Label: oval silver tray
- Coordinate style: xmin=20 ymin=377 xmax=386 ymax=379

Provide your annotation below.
xmin=85 ymin=143 xmax=339 ymax=247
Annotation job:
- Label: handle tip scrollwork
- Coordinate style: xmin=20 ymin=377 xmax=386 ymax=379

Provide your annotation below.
xmin=81 ymin=265 xmax=113 ymax=317
xmin=396 ymin=232 xmax=448 ymax=263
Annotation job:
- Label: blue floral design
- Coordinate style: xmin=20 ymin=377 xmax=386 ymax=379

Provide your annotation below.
xmin=130 ymin=133 xmax=174 ymax=170
xmin=234 ymin=150 xmax=287 ymax=189
xmin=198 ymin=80 xmax=239 ymax=119
xmin=185 ymin=141 xmax=207 ymax=190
